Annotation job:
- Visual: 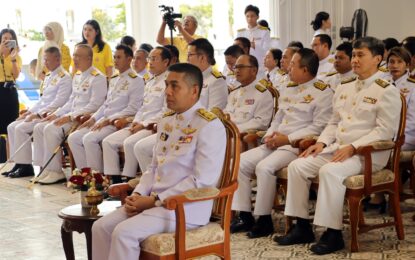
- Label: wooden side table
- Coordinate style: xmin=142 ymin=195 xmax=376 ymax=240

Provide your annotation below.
xmin=58 ymin=201 xmax=121 ymax=260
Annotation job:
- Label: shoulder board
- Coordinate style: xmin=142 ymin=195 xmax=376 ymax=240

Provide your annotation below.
xmin=277 ymin=69 xmax=286 ymax=76
xmin=91 ymin=70 xmax=99 ymax=76
xmin=328 ymin=58 xmax=335 ymax=63
xmin=111 ymin=73 xmax=119 ymax=79
xmin=258 ymin=78 xmax=272 ymax=88
xmin=75 ymin=71 xmax=82 ymax=75
xmin=313 ymin=81 xmax=328 ymax=91
xmin=197 ymin=108 xmax=217 ymax=121
xmin=255 ymin=84 xmax=267 ymax=92
xmin=341 ymin=77 xmax=357 ymax=84
xmin=375 ymin=78 xmax=390 ymax=88
xmin=258 ymin=25 xmax=268 ymax=30
xmin=407 ymin=77 xmax=415 ymax=84
xmin=326 ymin=71 xmax=338 ymax=77
xmin=237 ymin=28 xmax=246 ymax=32
xmin=143 ymin=73 xmax=150 ymax=81
xmin=45 ymin=72 xmax=51 ymax=76
xmin=128 ymin=72 xmax=137 ymax=78
xmin=211 ymin=70 xmax=224 ymax=79
xmin=58 ymin=71 xmax=65 ymax=78
xmin=162 ymin=110 xmax=176 ymax=118
xmin=287 ymin=81 xmax=298 ymax=87
xmin=378 ymin=66 xmax=389 ymax=73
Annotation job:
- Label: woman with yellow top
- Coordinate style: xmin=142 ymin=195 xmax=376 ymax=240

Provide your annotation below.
xmin=0 ymin=28 xmax=21 ymax=134
xmin=35 ymin=22 xmax=71 ymax=81
xmin=77 ymin=19 xmax=113 ymax=78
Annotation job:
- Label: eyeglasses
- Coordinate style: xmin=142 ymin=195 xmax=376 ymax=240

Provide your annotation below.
xmin=233 ymin=65 xmax=254 ymax=70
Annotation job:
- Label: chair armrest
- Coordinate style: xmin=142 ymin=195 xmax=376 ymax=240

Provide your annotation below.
xmin=356 ymin=140 xmax=395 ymax=154
xmin=242 ymin=133 xmax=261 ymax=146
xmin=291 ymin=136 xmax=318 ymax=150
xmin=107 ymin=183 xmax=133 ymax=205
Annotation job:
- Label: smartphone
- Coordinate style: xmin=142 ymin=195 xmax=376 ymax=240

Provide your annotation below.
xmin=6 ymin=40 xmax=16 ymax=49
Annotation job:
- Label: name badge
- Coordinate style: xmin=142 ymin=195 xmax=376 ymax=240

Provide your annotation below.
xmin=178 ymin=135 xmax=193 ymax=144
xmin=363 ymin=96 xmax=377 ymax=104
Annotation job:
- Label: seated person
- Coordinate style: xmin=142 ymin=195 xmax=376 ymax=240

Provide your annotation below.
xmin=223 ymin=45 xmax=243 ymax=91
xmin=311 ymin=34 xmax=334 ymax=80
xmin=92 ymin=63 xmax=226 ymax=260
xmin=263 ymin=48 xmax=284 ymax=90
xmin=323 ymin=42 xmax=355 ymax=90
xmin=230 ymin=48 xmax=333 ymax=238
xmin=275 ymin=37 xmax=401 ymax=255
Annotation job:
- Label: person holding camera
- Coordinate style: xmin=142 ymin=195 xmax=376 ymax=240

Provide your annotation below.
xmin=0 ymin=28 xmax=21 ymax=136
xmin=156 ymin=15 xmax=200 ymax=63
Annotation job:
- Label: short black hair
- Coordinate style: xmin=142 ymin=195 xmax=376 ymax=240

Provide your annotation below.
xmin=44 ymin=46 xmax=61 ymax=59
xmin=120 ymin=35 xmax=136 ymax=49
xmin=164 ymin=45 xmax=180 ymax=62
xmin=403 ymin=40 xmax=415 ymax=57
xmin=297 ymin=48 xmax=319 ymax=77
xmin=224 ymin=45 xmax=244 ymax=58
xmin=258 ymin=19 xmax=270 ymax=31
xmin=353 ymin=36 xmax=385 ymax=58
xmin=311 ymin=11 xmax=330 ymax=31
xmin=387 ymin=46 xmax=411 ymax=65
xmin=244 ymin=5 xmax=259 ymax=16
xmin=402 ymin=36 xmax=415 ymax=46
xmin=336 ymin=42 xmax=353 ymax=59
xmin=116 ymin=44 xmax=134 ymax=58
xmin=315 ymin=34 xmax=332 ymax=49
xmin=139 ymin=43 xmax=153 ymax=53
xmin=288 ymin=41 xmax=304 ymax=49
xmin=246 ymin=54 xmax=259 ymax=69
xmin=234 ymin=37 xmax=251 ymax=52
xmin=154 ymin=46 xmax=172 ymax=63
xmin=269 ymin=48 xmax=282 ymax=67
xmin=383 ymin=38 xmax=400 ymax=51
xmin=188 ymin=38 xmax=216 ymax=65
xmin=167 ymin=63 xmax=203 ymax=98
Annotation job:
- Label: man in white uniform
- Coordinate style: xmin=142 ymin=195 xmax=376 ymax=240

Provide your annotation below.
xmin=311 ymin=34 xmax=335 ymax=80
xmin=68 ymin=44 xmax=144 ymax=172
xmin=132 ymin=48 xmax=151 ymax=81
xmin=5 ymin=47 xmax=72 ymax=178
xmin=33 ymin=44 xmax=107 ymax=184
xmin=275 ymin=37 xmax=401 ymax=255
xmin=231 ymin=48 xmax=333 ymax=238
xmin=323 ymin=42 xmax=355 ymax=90
xmin=223 ymin=45 xmax=244 ymax=91
xmin=92 ymin=63 xmax=226 ymax=260
xmin=102 ymin=47 xmax=171 ymax=183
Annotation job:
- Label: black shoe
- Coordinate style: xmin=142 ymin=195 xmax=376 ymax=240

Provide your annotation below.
xmin=363 ymin=199 xmax=387 ymax=214
xmin=1 ymin=163 xmax=21 ymax=177
xmin=8 ymin=164 xmax=34 ymax=178
xmin=230 ymin=213 xmax=255 ymax=233
xmin=247 ymin=215 xmax=274 ymax=238
xmin=274 ymin=224 xmax=315 ymax=245
xmin=310 ymin=229 xmax=345 ymax=255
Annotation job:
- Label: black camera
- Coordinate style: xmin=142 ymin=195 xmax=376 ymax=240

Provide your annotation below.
xmin=159 ymin=5 xmax=182 ymax=31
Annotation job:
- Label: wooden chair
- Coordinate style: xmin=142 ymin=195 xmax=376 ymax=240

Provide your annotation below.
xmin=398 ymin=150 xmax=415 ymax=200
xmin=108 ymin=107 xmax=241 ymax=259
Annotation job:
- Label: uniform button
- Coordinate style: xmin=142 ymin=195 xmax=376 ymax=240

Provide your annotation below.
xmin=157 ymin=176 xmax=161 ymax=182
xmin=347 ymin=116 xmax=351 ymax=120
xmin=353 ymin=102 xmax=356 ymax=106
xmin=341 ymin=128 xmax=345 ymax=132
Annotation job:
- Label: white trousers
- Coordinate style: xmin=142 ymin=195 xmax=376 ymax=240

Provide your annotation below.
xmin=33 ymin=121 xmax=50 ymax=167
xmin=68 ymin=125 xmax=118 ymax=172
xmin=102 ymin=128 xmax=153 ymax=177
xmin=231 ymin=144 xmax=297 ymax=215
xmin=7 ymin=119 xmax=40 ymax=164
xmin=92 ymin=206 xmax=197 ymax=260
xmin=285 ymin=153 xmax=384 ymax=230
xmin=134 ymin=133 xmax=157 ymax=173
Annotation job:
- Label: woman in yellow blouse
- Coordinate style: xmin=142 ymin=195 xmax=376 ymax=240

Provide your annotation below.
xmin=77 ymin=19 xmax=113 ymax=78
xmin=35 ymin=22 xmax=71 ymax=81
xmin=0 ymin=28 xmax=21 ymax=134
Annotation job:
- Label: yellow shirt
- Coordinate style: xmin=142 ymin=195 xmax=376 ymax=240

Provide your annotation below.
xmin=169 ymin=34 xmax=202 ymax=63
xmin=92 ymin=43 xmax=113 ymax=76
xmin=0 ymin=55 xmax=22 ymax=82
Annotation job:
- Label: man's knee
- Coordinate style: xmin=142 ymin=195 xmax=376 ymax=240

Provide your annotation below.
xmin=255 ymin=160 xmax=276 ymax=180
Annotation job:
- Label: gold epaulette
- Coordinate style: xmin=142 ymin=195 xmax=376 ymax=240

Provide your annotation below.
xmin=328 ymin=58 xmax=335 ymax=63
xmin=378 ymin=66 xmax=389 ymax=73
xmin=111 ymin=73 xmax=119 ymax=79
xmin=407 ymin=77 xmax=415 ymax=84
xmin=375 ymin=78 xmax=390 ymax=88
xmin=277 ymin=69 xmax=286 ymax=76
xmin=128 ymin=72 xmax=137 ymax=78
xmin=143 ymin=73 xmax=150 ymax=82
xmin=163 ymin=110 xmax=176 ymax=118
xmin=211 ymin=69 xmax=224 ymax=79
xmin=58 ymin=71 xmax=65 ymax=78
xmin=75 ymin=71 xmax=82 ymax=75
xmin=45 ymin=72 xmax=51 ymax=76
xmin=287 ymin=81 xmax=298 ymax=87
xmin=91 ymin=70 xmax=99 ymax=76
xmin=341 ymin=77 xmax=357 ymax=84
xmin=258 ymin=25 xmax=268 ymax=30
xmin=255 ymin=84 xmax=267 ymax=93
xmin=237 ymin=28 xmax=246 ymax=32
xmin=259 ymin=78 xmax=272 ymax=88
xmin=197 ymin=108 xmax=217 ymax=121
xmin=313 ymin=81 xmax=328 ymax=91
xmin=326 ymin=71 xmax=338 ymax=77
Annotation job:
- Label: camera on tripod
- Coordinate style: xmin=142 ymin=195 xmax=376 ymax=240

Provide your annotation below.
xmin=159 ymin=5 xmax=182 ymax=32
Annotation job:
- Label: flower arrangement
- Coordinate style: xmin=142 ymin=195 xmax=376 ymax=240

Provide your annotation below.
xmin=68 ymin=167 xmax=110 ymax=192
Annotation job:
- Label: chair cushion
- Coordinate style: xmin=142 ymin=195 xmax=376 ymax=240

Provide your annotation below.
xmin=343 ymin=169 xmax=395 ymax=189
xmin=400 ymin=150 xmax=415 ymax=162
xmin=141 ymin=222 xmax=224 ymax=256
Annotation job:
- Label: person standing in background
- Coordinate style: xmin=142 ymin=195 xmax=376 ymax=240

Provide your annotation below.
xmin=311 ymin=11 xmax=331 ymax=36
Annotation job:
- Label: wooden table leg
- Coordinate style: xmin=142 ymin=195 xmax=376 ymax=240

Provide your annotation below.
xmin=61 ymin=223 xmax=75 ymax=260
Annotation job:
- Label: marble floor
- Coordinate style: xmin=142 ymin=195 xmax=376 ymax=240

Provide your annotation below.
xmin=1 ymin=165 xmax=415 ymax=260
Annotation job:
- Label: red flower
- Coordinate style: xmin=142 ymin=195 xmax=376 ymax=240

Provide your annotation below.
xmin=69 ymin=175 xmax=84 ymax=185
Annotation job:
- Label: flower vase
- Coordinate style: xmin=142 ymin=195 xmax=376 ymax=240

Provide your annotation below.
xmin=80 ymin=190 xmax=92 ymax=208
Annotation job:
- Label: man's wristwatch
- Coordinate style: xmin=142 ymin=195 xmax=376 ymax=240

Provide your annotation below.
xmin=154 ymin=195 xmax=162 ymax=207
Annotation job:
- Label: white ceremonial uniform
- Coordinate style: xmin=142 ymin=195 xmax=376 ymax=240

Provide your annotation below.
xmin=102 ymin=71 xmax=168 ymax=177
xmin=266 ymin=67 xmax=286 ymax=91
xmin=33 ymin=66 xmax=107 ymax=173
xmin=391 ymin=73 xmax=415 ymax=150
xmin=317 ymin=54 xmax=335 ymax=80
xmin=378 ymin=63 xmax=390 ymax=80
xmin=200 ymin=67 xmax=228 ymax=109
xmin=7 ymin=66 xmax=72 ymax=164
xmin=68 ymin=69 xmax=144 ymax=171
xmin=232 ymin=79 xmax=333 ymax=215
xmin=285 ymin=72 xmax=401 ymax=230
xmin=314 ymin=28 xmax=330 ymax=36
xmin=323 ymin=70 xmax=355 ymax=91
xmin=92 ymin=101 xmax=226 ymax=260
xmin=223 ymin=66 xmax=240 ymax=92
xmin=237 ymin=25 xmax=271 ymax=73
xmin=224 ymin=78 xmax=273 ymax=132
